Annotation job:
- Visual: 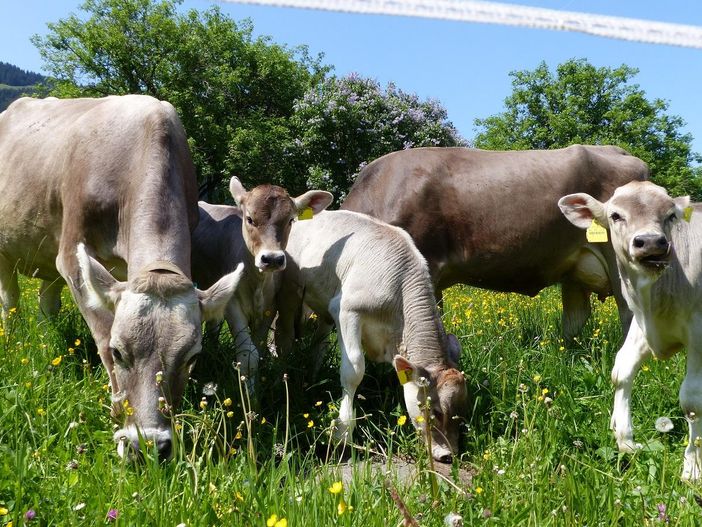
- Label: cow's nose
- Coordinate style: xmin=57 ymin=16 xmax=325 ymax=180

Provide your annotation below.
xmin=157 ymin=438 xmax=172 ymax=461
xmin=259 ymin=252 xmax=286 ymax=270
xmin=633 ymin=234 xmax=669 ymax=253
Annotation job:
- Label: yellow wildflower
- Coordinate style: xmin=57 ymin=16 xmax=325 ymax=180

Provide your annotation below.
xmin=20 ymin=358 xmax=29 ymax=365
xmin=303 ymin=413 xmax=309 ymax=419
xmin=261 ymin=417 xmax=267 ymax=425
xmin=199 ymin=399 xmax=208 ymax=410
xmin=36 ymin=408 xmax=45 ymax=417
xmin=74 ymin=338 xmax=81 ymax=346
xmin=337 ymin=498 xmax=353 ymax=515
xmin=0 ymin=506 xmax=8 ymax=515
xmin=315 ymin=401 xmax=323 ymax=407
xmin=475 ymin=486 xmax=484 ymax=495
xmin=328 ymin=481 xmax=343 ymax=494
xmin=397 ymin=415 xmax=407 ymax=426
xmin=235 ymin=430 xmax=242 ymax=440
xmin=416 ymin=415 xmax=425 ymax=424
xmin=223 ymin=398 xmax=232 ymax=407
xmin=307 ymin=420 xmax=314 ymax=428
xmin=226 ymin=411 xmax=234 ymax=418
xmin=51 ymin=355 xmax=63 ymax=366
xmin=267 ymin=514 xmax=287 ymax=527
xmin=533 ymin=374 xmax=542 ymax=383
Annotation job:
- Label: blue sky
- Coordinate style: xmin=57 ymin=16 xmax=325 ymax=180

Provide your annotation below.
xmin=2 ymin=0 xmax=702 ymax=155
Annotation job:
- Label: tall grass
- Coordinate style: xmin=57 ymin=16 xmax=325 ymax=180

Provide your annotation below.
xmin=0 ymin=278 xmax=700 ymax=526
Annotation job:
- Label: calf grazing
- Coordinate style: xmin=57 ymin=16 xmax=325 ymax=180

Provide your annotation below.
xmin=275 ymin=210 xmax=468 ymax=462
xmin=559 ymin=181 xmax=701 ymax=479
xmin=191 ymin=177 xmax=332 ymax=390
xmin=342 ymin=145 xmax=649 ymax=340
xmin=0 ymin=95 xmax=243 ymax=459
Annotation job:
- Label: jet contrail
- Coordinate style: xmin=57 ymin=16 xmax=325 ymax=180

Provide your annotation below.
xmin=218 ymin=0 xmax=702 ymax=49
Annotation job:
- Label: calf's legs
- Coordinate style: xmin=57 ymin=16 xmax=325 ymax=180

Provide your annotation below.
xmin=331 ymin=298 xmax=365 ymax=444
xmin=680 ymin=337 xmax=702 ymax=480
xmin=610 ymin=319 xmax=651 ymax=452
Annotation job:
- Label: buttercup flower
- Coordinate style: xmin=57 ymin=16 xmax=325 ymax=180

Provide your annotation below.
xmin=397 ymin=415 xmax=407 ymax=426
xmin=51 ymin=356 xmax=63 ymax=366
xmin=328 ymin=481 xmax=343 ymax=494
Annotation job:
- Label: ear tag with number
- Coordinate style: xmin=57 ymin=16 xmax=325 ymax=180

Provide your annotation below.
xmin=586 ymin=219 xmax=608 ymax=243
xmin=396 ymin=366 xmax=412 ymax=385
xmin=683 ymin=206 xmax=693 ymax=223
xmin=297 ymin=207 xmax=314 ymax=221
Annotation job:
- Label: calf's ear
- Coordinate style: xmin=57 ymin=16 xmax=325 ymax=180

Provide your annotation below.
xmin=198 ymin=263 xmax=244 ymax=321
xmin=229 ymin=176 xmax=247 ymax=207
xmin=294 ymin=190 xmax=334 ymax=215
xmin=674 ymin=196 xmax=691 ymax=216
xmin=393 ymin=355 xmax=419 ymax=385
xmin=558 ymin=193 xmax=607 ymax=229
xmin=76 ymin=243 xmax=126 ymax=312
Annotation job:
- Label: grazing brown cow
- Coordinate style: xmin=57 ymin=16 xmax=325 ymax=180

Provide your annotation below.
xmin=191 ymin=177 xmax=332 ymax=391
xmin=341 ymin=145 xmax=649 ymax=339
xmin=0 ymin=95 xmax=242 ymax=459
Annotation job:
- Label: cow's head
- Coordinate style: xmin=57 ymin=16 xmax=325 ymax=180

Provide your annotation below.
xmin=559 ymin=181 xmax=690 ymax=281
xmin=229 ymin=177 xmax=333 ymax=272
xmin=393 ymin=334 xmax=468 ymax=463
xmin=77 ymin=244 xmax=243 ymax=460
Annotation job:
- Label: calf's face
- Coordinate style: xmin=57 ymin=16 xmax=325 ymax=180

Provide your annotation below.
xmin=393 ymin=334 xmax=468 ymax=462
xmin=229 ymin=177 xmax=333 ymax=272
xmin=77 ymin=245 xmax=243 ymax=460
xmin=559 ymin=181 xmax=690 ymax=279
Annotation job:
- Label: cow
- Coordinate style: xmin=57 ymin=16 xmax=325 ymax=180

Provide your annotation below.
xmin=0 ymin=95 xmax=243 ymax=460
xmin=558 ymin=181 xmax=701 ymax=480
xmin=191 ymin=177 xmax=333 ymax=391
xmin=275 ymin=210 xmax=469 ymax=462
xmin=341 ymin=145 xmax=649 ymax=340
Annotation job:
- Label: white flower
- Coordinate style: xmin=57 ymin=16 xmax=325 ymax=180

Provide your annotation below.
xmin=655 ymin=416 xmax=674 ymax=433
xmin=73 ymin=503 xmax=86 ymax=511
xmin=202 ymin=382 xmax=218 ymax=396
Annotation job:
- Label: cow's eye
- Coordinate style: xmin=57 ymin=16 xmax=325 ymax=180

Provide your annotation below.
xmin=111 ymin=347 xmax=126 ymax=367
xmin=667 ymin=212 xmax=677 ymax=223
xmin=610 ymin=212 xmax=622 ymax=222
xmin=246 ymin=216 xmax=254 ymax=226
xmin=289 ymin=217 xmax=295 ymax=225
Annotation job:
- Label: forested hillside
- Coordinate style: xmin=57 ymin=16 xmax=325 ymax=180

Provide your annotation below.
xmin=0 ymin=61 xmax=45 ymax=111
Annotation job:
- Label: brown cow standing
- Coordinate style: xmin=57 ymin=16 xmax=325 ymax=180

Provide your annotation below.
xmin=0 ymin=96 xmax=242 ymax=459
xmin=341 ymin=145 xmax=649 ymax=339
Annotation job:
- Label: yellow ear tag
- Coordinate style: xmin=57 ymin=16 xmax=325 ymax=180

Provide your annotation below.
xmin=297 ymin=207 xmax=314 ymax=221
xmin=396 ymin=367 xmax=412 ymax=385
xmin=586 ymin=219 xmax=608 ymax=243
xmin=683 ymin=206 xmax=693 ymax=223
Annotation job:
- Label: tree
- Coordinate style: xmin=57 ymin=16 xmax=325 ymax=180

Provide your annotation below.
xmin=291 ymin=74 xmax=465 ymax=202
xmin=474 ymin=59 xmax=702 ymax=199
xmin=32 ymin=0 xmax=327 ymax=200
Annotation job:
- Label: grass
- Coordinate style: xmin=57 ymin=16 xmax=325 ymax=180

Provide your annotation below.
xmin=1 ymin=277 xmax=701 ymax=526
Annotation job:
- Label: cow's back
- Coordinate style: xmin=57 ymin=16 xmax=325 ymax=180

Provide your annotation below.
xmin=341 ymin=145 xmax=648 ymax=295
xmin=0 ymin=95 xmax=198 ymax=279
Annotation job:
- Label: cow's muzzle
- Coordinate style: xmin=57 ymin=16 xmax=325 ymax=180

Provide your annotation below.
xmin=114 ymin=426 xmax=173 ymax=462
xmin=257 ymin=251 xmax=286 ymax=272
xmin=631 ymin=234 xmax=671 ymax=270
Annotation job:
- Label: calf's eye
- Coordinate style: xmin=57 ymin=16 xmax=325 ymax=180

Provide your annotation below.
xmin=610 ymin=212 xmax=622 ymax=222
xmin=246 ymin=216 xmax=254 ymax=226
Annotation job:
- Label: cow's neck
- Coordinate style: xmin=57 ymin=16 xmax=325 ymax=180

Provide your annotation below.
xmin=125 ymin=181 xmax=192 ymax=277
xmin=400 ymin=271 xmax=447 ymax=367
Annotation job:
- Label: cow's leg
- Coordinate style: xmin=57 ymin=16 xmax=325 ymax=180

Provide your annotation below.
xmin=38 ymin=278 xmax=64 ymax=319
xmin=680 ymin=330 xmax=702 ymax=481
xmin=331 ymin=297 xmax=364 ymax=444
xmin=225 ymin=300 xmax=259 ymax=395
xmin=561 ymin=279 xmax=591 ymax=341
xmin=610 ymin=319 xmax=651 ymax=452
xmin=0 ymin=254 xmax=20 ymax=319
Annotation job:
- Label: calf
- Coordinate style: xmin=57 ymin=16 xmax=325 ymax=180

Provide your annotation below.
xmin=191 ymin=177 xmax=332 ymax=390
xmin=275 ymin=210 xmax=468 ymax=462
xmin=559 ymin=181 xmax=701 ymax=479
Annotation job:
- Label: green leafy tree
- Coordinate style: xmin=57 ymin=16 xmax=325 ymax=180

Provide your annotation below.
xmin=474 ymin=59 xmax=702 ymax=199
xmin=291 ymin=73 xmax=465 ymax=202
xmin=32 ymin=0 xmax=327 ymax=199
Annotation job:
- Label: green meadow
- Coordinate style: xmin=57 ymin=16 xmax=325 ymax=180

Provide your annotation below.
xmin=1 ymin=276 xmax=700 ymax=526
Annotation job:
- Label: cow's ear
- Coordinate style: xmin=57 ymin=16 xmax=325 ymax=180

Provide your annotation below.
xmin=229 ymin=177 xmax=247 ymax=207
xmin=198 ymin=263 xmax=244 ymax=322
xmin=674 ymin=196 xmax=691 ymax=217
xmin=76 ymin=243 xmax=125 ymax=312
xmin=445 ymin=333 xmax=461 ymax=366
xmin=294 ymin=190 xmax=334 ymax=215
xmin=558 ymin=193 xmax=607 ymax=229
xmin=393 ymin=355 xmax=418 ymax=385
